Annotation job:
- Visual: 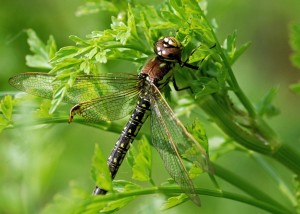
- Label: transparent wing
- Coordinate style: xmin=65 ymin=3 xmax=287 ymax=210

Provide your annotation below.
xmin=9 ymin=72 xmax=140 ymax=104
xmin=149 ymin=84 xmax=211 ymax=206
xmin=71 ymin=87 xmax=140 ymax=122
xmin=9 ymin=72 xmax=142 ymax=121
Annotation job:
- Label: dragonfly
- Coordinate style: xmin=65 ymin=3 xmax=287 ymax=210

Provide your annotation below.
xmin=9 ymin=36 xmax=211 ymax=206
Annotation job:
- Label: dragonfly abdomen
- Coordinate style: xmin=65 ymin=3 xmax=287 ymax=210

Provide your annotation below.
xmin=94 ymin=97 xmax=151 ymax=194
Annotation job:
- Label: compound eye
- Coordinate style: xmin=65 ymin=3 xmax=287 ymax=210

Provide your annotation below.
xmin=154 ymin=37 xmax=182 ymax=60
xmin=163 ymin=37 xmax=180 ymax=48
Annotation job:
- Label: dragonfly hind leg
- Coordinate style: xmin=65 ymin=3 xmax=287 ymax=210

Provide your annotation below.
xmin=93 ymin=187 xmax=107 ymax=195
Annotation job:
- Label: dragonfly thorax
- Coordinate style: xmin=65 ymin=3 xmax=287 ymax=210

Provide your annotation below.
xmin=140 ymin=57 xmax=174 ymax=89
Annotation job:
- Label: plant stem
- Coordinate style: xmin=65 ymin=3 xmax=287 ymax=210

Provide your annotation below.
xmin=199 ymin=95 xmax=300 ymax=175
xmin=212 ymin=163 xmax=291 ymax=213
xmin=198 ymin=8 xmax=256 ymax=117
xmin=80 ymin=186 xmax=293 ymax=214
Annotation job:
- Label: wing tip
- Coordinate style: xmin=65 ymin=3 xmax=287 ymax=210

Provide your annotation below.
xmin=190 ymin=194 xmax=201 ymax=207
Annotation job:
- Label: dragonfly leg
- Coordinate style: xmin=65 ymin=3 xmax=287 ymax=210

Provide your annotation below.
xmin=93 ymin=187 xmax=107 ymax=195
xmin=172 ymin=76 xmax=193 ymax=93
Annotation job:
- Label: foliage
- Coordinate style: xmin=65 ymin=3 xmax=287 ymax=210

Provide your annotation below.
xmin=1 ymin=0 xmax=300 ymax=213
xmin=290 ymin=24 xmax=300 ymax=95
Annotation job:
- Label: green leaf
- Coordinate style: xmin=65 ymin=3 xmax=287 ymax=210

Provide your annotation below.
xmin=232 ymin=41 xmax=251 ymax=64
xmin=222 ymin=30 xmax=251 ymax=65
xmin=41 ymin=182 xmax=90 ymax=214
xmin=25 ymin=29 xmax=56 ymax=69
xmin=69 ymin=35 xmax=89 ymax=45
xmin=256 ymin=86 xmax=280 ymax=118
xmin=161 ymin=194 xmax=188 ymax=210
xmin=0 ymin=116 xmax=7 ymax=132
xmin=36 ymin=100 xmax=52 ymax=118
xmin=289 ymin=24 xmax=300 ymax=68
xmin=128 ymin=135 xmax=152 ymax=181
xmin=50 ymin=84 xmax=69 ymax=114
xmin=186 ymin=119 xmax=208 ymax=154
xmin=291 ymin=54 xmax=300 ymax=68
xmin=100 ymin=197 xmax=135 ymax=213
xmin=188 ymin=163 xmax=204 ymax=179
xmin=95 ymin=50 xmax=108 ymax=63
xmin=192 ymin=77 xmax=221 ymax=98
xmin=112 ymin=180 xmax=142 ymax=192
xmin=0 ymin=95 xmax=13 ymax=121
xmin=127 ymin=4 xmax=137 ymax=39
xmin=0 ymin=95 xmax=13 ymax=132
xmin=47 ymin=35 xmax=57 ymax=59
xmin=293 ymin=175 xmax=300 ymax=213
xmin=290 ymin=82 xmax=300 ymax=95
xmin=75 ymin=1 xmax=118 ymax=16
xmin=91 ymin=144 xmax=112 ymax=191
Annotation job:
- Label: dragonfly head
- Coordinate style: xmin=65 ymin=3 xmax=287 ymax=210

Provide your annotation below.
xmin=154 ymin=37 xmax=182 ymax=63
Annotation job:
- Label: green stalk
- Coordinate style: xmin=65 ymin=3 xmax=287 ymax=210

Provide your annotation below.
xmin=213 ymin=163 xmax=291 ymax=212
xmin=199 ymin=95 xmax=300 ymax=174
xmin=78 ymin=186 xmax=292 ymax=214
xmin=198 ymin=8 xmax=256 ymax=117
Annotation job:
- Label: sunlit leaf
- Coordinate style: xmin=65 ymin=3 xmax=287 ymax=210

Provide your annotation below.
xmin=36 ymin=100 xmax=52 ymax=118
xmin=91 ymin=144 xmax=112 ymax=191
xmin=293 ymin=175 xmax=300 ymax=213
xmin=289 ymin=24 xmax=300 ymax=68
xmin=25 ymin=29 xmax=55 ymax=69
xmin=76 ymin=1 xmax=118 ymax=16
xmin=112 ymin=180 xmax=142 ymax=192
xmin=290 ymin=82 xmax=300 ymax=95
xmin=128 ymin=135 xmax=152 ymax=181
xmin=186 ymin=119 xmax=208 ymax=156
xmin=100 ymin=197 xmax=135 ymax=213
xmin=161 ymin=194 xmax=188 ymax=210
xmin=0 ymin=95 xmax=13 ymax=121
xmin=47 ymin=35 xmax=57 ymax=59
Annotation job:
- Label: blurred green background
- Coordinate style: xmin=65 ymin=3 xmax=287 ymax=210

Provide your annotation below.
xmin=1 ymin=0 xmax=300 ymax=213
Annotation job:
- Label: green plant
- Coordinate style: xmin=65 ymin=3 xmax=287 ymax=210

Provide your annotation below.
xmin=1 ymin=0 xmax=300 ymax=213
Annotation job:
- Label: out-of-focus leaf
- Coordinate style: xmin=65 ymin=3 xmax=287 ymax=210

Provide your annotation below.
xmin=293 ymin=175 xmax=300 ymax=213
xmin=232 ymin=42 xmax=251 ymax=64
xmin=47 ymin=35 xmax=57 ymax=59
xmin=222 ymin=30 xmax=251 ymax=65
xmin=36 ymin=100 xmax=52 ymax=118
xmin=128 ymin=135 xmax=152 ymax=181
xmin=25 ymin=29 xmax=56 ymax=69
xmin=290 ymin=82 xmax=300 ymax=95
xmin=91 ymin=144 xmax=112 ymax=191
xmin=192 ymin=77 xmax=221 ymax=99
xmin=112 ymin=180 xmax=142 ymax=192
xmin=111 ymin=5 xmax=136 ymax=45
xmin=289 ymin=24 xmax=300 ymax=68
xmin=100 ymin=197 xmax=136 ymax=213
xmin=257 ymin=86 xmax=280 ymax=118
xmin=76 ymin=1 xmax=118 ymax=16
xmin=0 ymin=95 xmax=13 ymax=121
xmin=186 ymin=119 xmax=208 ymax=153
xmin=161 ymin=194 xmax=188 ymax=210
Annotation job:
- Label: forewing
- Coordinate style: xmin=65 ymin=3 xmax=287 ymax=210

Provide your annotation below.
xmin=9 ymin=72 xmax=139 ymax=104
xmin=73 ymin=87 xmax=140 ymax=122
xmin=149 ymin=85 xmax=210 ymax=206
xmin=62 ymin=73 xmax=140 ymax=105
xmin=9 ymin=73 xmax=55 ymax=100
xmin=9 ymin=72 xmax=141 ymax=121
